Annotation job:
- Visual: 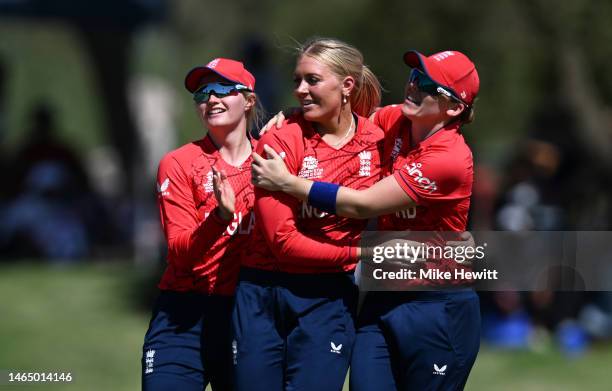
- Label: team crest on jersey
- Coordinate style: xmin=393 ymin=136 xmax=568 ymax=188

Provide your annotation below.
xmin=298 ymin=156 xmax=323 ymax=179
xmin=157 ymin=178 xmax=170 ymax=196
xmin=203 ymin=171 xmax=214 ymax=193
xmin=359 ymin=151 xmax=372 ymax=177
xmin=406 ymin=162 xmax=437 ymax=193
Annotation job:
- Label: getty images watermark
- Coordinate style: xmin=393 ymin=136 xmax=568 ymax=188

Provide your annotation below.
xmin=369 ymin=240 xmax=498 ymax=282
xmin=357 ymin=231 xmax=612 ymax=291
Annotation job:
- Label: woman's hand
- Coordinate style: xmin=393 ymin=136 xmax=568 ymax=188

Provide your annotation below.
xmin=257 ymin=107 xmax=301 ymax=136
xmin=446 ymin=231 xmax=475 ymax=247
xmin=212 ymin=166 xmax=235 ymax=221
xmin=251 ymin=144 xmax=292 ymax=191
xmin=258 ymin=111 xmax=286 ymax=137
xmin=446 ymin=231 xmax=475 ymax=266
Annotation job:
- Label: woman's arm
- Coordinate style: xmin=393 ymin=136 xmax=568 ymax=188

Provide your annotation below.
xmin=252 ymin=131 xmax=359 ymax=266
xmin=157 ymin=155 xmax=232 ymax=269
xmin=252 ymin=145 xmax=416 ymax=219
xmin=254 ymin=187 xmax=359 ymax=265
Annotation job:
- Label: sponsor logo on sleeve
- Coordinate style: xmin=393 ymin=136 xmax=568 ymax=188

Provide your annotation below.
xmin=157 ymin=178 xmax=170 ymax=196
xmin=391 ymin=137 xmax=403 ymax=161
xmin=406 ymin=162 xmax=437 ymax=193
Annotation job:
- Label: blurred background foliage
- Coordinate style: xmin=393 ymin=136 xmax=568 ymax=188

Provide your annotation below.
xmin=1 ymin=0 xmax=611 ymax=165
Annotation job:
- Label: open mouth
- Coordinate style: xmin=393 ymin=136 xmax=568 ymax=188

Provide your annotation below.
xmin=404 ymin=83 xmax=424 ymax=106
xmin=300 ymin=99 xmax=316 ymax=108
xmin=405 ymin=95 xmax=422 ymax=106
xmin=206 ymin=107 xmax=226 ymax=116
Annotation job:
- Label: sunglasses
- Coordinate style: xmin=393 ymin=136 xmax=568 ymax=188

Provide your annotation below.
xmin=408 ymin=69 xmax=466 ymax=105
xmin=193 ymin=82 xmax=250 ymax=104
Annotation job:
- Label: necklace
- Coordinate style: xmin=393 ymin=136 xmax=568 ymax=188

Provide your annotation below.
xmin=328 ymin=115 xmax=355 ymax=148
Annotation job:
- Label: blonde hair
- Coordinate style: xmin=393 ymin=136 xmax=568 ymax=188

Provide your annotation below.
xmin=297 ymin=37 xmax=381 ymax=117
xmin=243 ymin=91 xmax=267 ymax=133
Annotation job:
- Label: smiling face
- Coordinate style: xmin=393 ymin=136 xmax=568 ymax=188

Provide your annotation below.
xmin=292 ymin=55 xmax=347 ymax=126
xmin=401 ymin=80 xmax=456 ymax=124
xmin=195 ymin=73 xmax=250 ymax=131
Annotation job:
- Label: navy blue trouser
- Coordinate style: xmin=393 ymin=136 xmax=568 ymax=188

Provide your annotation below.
xmin=350 ymin=290 xmax=481 ymax=391
xmin=142 ymin=291 xmax=234 ymax=391
xmin=232 ymin=267 xmax=358 ymax=391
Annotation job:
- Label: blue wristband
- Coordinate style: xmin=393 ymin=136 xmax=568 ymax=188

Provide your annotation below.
xmin=308 ymin=181 xmax=340 ymax=214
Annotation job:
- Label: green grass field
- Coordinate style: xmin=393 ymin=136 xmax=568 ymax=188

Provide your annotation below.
xmin=1 ymin=262 xmax=610 ymax=390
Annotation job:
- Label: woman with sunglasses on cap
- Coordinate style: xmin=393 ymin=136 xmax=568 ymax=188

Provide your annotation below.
xmin=141 ymin=58 xmax=264 ymax=391
xmin=252 ymin=50 xmax=481 ymax=390
xmin=230 ymin=37 xmax=383 ymax=391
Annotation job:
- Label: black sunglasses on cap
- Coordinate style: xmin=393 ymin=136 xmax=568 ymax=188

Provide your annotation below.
xmin=408 ymin=69 xmax=467 ymax=106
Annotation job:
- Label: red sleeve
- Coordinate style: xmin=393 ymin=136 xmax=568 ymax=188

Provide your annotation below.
xmin=157 ymin=153 xmax=230 ymax=270
xmin=254 ymin=129 xmax=356 ymax=266
xmin=372 ymin=105 xmax=400 ymax=133
xmin=393 ymin=147 xmax=470 ymax=206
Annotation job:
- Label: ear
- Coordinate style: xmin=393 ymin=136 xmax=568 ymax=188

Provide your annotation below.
xmin=341 ymin=75 xmax=356 ymax=97
xmin=445 ymin=101 xmax=465 ymax=120
xmin=244 ymin=93 xmax=256 ymax=112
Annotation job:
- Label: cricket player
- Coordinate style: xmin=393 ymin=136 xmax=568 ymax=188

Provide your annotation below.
xmin=252 ymin=49 xmax=482 ymax=390
xmin=231 ymin=38 xmax=383 ymax=391
xmin=142 ymin=58 xmax=263 ymax=391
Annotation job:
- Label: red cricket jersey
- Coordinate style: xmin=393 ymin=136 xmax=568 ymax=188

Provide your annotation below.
xmin=243 ymin=114 xmax=383 ymax=274
xmin=373 ymin=104 xmax=474 ymax=287
xmin=156 ymin=135 xmax=255 ymax=295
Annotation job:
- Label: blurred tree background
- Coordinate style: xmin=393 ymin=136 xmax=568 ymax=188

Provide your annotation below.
xmin=1 ymin=0 xmax=612 ymax=389
xmin=2 ymin=0 xmax=611 ymax=171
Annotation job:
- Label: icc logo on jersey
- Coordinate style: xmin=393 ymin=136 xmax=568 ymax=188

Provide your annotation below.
xmin=299 ymin=156 xmax=323 ymax=179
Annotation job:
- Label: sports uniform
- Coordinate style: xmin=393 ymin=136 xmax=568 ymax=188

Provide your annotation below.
xmin=350 ymin=51 xmax=481 ymax=391
xmin=142 ymin=59 xmax=256 ymax=391
xmin=232 ymin=115 xmax=383 ymax=391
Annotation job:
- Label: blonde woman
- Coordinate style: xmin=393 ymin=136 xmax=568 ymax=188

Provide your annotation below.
xmin=253 ymin=50 xmax=481 ymax=390
xmin=231 ymin=38 xmax=383 ymax=391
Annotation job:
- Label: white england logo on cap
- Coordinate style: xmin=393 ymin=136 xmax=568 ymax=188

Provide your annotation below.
xmin=461 ymin=91 xmax=467 ymax=99
xmin=433 ymin=51 xmax=455 ymax=62
xmin=208 ymin=58 xmax=220 ymax=68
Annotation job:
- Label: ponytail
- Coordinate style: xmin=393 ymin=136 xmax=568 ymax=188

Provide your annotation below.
xmin=350 ymin=64 xmax=381 ymax=117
